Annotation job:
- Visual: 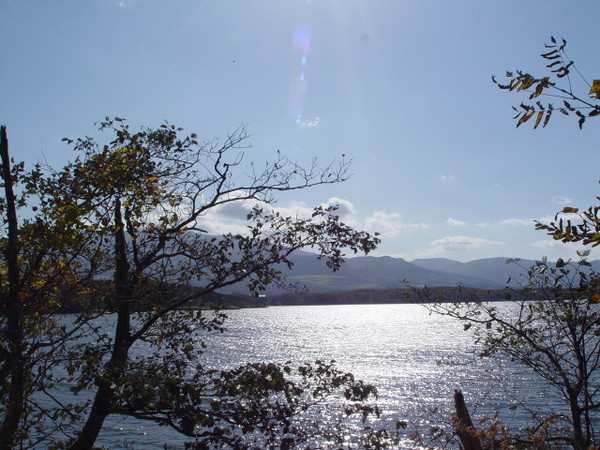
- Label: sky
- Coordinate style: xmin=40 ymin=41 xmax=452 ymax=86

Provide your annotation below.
xmin=2 ymin=0 xmax=600 ymax=263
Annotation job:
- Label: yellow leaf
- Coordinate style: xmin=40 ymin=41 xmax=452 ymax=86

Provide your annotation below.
xmin=589 ymin=293 xmax=600 ymax=304
xmin=516 ymin=111 xmax=534 ymax=127
xmin=561 ymin=207 xmax=579 ymax=213
xmin=589 ymin=80 xmax=600 ymax=99
xmin=534 ymin=111 xmax=544 ymax=129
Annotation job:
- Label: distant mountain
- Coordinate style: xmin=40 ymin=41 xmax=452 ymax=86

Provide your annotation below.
xmin=217 ymin=253 xmax=551 ymax=294
xmin=103 ymin=231 xmax=600 ymax=295
xmin=286 ymin=254 xmax=506 ymax=290
xmin=411 ymin=257 xmax=536 ymax=288
xmin=179 ymin=236 xmax=599 ymax=294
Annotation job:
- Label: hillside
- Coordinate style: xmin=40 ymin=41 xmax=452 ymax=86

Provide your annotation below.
xmin=410 ymin=257 xmax=535 ymax=287
xmin=215 ymin=253 xmax=570 ymax=295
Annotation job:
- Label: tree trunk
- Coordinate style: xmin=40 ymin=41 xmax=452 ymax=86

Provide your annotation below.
xmin=569 ymin=393 xmax=586 ymax=450
xmin=0 ymin=125 xmax=26 ymax=450
xmin=71 ymin=200 xmax=132 ymax=449
xmin=454 ymin=390 xmax=483 ymax=450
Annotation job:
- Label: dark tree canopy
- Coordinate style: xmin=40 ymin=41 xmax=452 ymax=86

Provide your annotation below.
xmin=0 ymin=120 xmax=398 ymax=449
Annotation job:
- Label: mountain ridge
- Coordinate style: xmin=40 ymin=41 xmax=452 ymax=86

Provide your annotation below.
xmin=217 ymin=254 xmax=599 ymax=295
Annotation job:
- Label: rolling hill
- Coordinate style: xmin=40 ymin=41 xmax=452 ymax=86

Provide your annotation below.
xmin=216 ymin=253 xmax=563 ymax=294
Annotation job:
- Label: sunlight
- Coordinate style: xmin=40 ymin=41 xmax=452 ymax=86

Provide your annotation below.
xmin=290 ymin=25 xmax=312 ymax=126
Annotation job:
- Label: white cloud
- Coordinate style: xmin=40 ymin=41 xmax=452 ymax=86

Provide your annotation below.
xmin=440 ymin=174 xmax=455 ymax=181
xmin=447 ymin=217 xmax=467 ymax=227
xmin=215 ymin=200 xmax=257 ymax=220
xmin=531 ymin=240 xmax=565 ymax=250
xmin=271 ymin=200 xmax=315 ymax=218
xmin=428 ymin=235 xmax=504 ymax=252
xmin=182 ymin=199 xmax=433 ymax=249
xmin=537 ymin=216 xmax=555 ymax=224
xmin=531 ymin=239 xmax=586 ymax=252
xmin=531 ymin=239 xmax=589 ymax=259
xmin=195 ymin=197 xmax=356 ymax=235
xmin=365 ymin=211 xmax=428 ymax=238
xmin=299 ymin=117 xmax=321 ymax=128
xmin=321 ymin=197 xmax=356 ymax=217
xmin=552 ymin=195 xmax=573 ymax=205
xmin=476 ymin=222 xmax=490 ymax=228
xmin=365 ymin=211 xmax=402 ymax=237
xmin=199 ymin=219 xmax=248 ymax=235
xmin=262 ymin=198 xmax=356 ymax=220
xmin=500 ymin=218 xmax=534 ymax=226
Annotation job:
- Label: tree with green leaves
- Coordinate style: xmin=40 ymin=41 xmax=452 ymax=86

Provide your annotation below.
xmin=1 ymin=119 xmax=393 ymax=448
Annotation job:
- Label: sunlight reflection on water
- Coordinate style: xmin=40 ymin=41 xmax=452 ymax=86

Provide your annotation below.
xmin=94 ymin=303 xmax=562 ymax=449
xmin=195 ymin=304 xmax=559 ymax=446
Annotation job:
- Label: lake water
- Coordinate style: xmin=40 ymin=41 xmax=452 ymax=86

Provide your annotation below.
xmin=81 ymin=303 xmax=568 ymax=449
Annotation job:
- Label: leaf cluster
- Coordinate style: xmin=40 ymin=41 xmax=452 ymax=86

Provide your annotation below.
xmin=535 ymin=202 xmax=600 ymax=248
xmin=493 ymin=37 xmax=600 ymax=129
xmin=110 ymin=354 xmax=395 ymax=449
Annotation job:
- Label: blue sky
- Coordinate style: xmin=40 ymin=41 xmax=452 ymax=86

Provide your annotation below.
xmin=2 ymin=0 xmax=600 ymax=262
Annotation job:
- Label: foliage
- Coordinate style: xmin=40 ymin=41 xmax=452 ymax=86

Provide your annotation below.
xmin=535 ymin=203 xmax=600 ymax=251
xmin=1 ymin=120 xmax=391 ymax=449
xmin=493 ymin=35 xmax=600 ymax=269
xmin=493 ymin=36 xmax=600 ymax=129
xmin=113 ymin=355 xmax=394 ymax=449
xmin=420 ymin=257 xmax=600 ymax=448
xmin=0 ymin=125 xmax=105 ymax=448
xmin=415 ymin=37 xmax=600 ymax=448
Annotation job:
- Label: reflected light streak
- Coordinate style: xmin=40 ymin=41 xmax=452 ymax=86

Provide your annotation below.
xmin=289 ymin=24 xmax=313 ymax=127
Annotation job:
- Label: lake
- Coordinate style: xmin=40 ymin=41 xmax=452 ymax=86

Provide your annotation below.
xmin=83 ymin=303 xmax=566 ymax=449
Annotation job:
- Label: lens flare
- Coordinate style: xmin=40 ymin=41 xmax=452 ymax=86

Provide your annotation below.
xmin=293 ymin=26 xmax=311 ymax=55
xmin=289 ymin=24 xmax=314 ymax=127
